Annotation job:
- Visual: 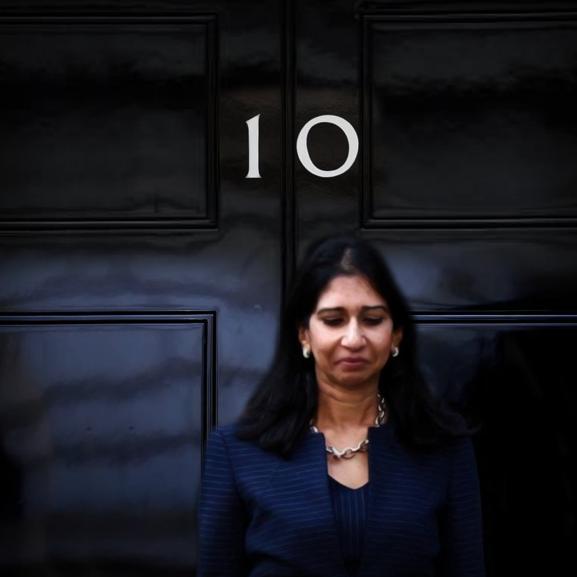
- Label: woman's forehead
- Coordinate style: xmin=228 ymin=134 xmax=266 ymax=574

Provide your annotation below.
xmin=315 ymin=275 xmax=387 ymax=309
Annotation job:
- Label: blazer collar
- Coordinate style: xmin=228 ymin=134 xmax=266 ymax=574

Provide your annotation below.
xmin=273 ymin=420 xmax=397 ymax=577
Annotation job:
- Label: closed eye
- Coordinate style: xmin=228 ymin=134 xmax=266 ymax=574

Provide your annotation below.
xmin=364 ymin=317 xmax=385 ymax=325
xmin=322 ymin=318 xmax=344 ymax=327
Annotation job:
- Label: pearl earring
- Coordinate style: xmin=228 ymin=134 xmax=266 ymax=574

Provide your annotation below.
xmin=302 ymin=344 xmax=311 ymax=359
xmin=391 ymin=345 xmax=399 ymax=358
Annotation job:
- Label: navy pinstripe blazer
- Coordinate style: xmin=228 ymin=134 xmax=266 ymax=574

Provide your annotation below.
xmin=198 ymin=419 xmax=485 ymax=577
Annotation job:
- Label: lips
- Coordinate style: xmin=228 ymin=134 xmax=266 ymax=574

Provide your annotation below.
xmin=338 ymin=357 xmax=368 ymax=366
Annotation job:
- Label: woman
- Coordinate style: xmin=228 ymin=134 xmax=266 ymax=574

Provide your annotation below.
xmin=198 ymin=235 xmax=486 ymax=577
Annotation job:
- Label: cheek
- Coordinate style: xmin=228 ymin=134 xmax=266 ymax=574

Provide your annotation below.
xmin=374 ymin=329 xmax=395 ymax=355
xmin=310 ymin=332 xmax=335 ymax=356
xmin=308 ymin=321 xmax=333 ymax=346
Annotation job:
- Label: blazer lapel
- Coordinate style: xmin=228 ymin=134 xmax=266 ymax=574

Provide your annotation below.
xmin=271 ymin=430 xmax=350 ymax=577
xmin=356 ymin=420 xmax=397 ymax=577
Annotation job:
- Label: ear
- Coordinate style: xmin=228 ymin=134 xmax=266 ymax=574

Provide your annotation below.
xmin=298 ymin=325 xmax=310 ymax=346
xmin=393 ymin=327 xmax=403 ymax=348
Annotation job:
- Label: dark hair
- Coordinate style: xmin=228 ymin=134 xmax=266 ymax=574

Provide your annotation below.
xmin=235 ymin=234 xmax=480 ymax=457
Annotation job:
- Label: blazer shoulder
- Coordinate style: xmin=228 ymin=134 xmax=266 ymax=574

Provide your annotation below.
xmin=209 ymin=422 xmax=237 ymax=439
xmin=205 ymin=423 xmax=242 ymax=453
xmin=206 ymin=423 xmax=282 ymax=492
xmin=207 ymin=422 xmax=272 ymax=459
xmin=438 ymin=434 xmax=478 ymax=474
xmin=434 ymin=431 xmax=475 ymax=452
xmin=446 ymin=433 xmax=475 ymax=454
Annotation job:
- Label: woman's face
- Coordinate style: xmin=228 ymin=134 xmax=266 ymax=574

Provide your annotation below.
xmin=299 ymin=274 xmax=403 ymax=390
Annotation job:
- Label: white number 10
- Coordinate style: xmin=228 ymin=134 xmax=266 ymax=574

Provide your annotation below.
xmin=245 ymin=114 xmax=359 ymax=179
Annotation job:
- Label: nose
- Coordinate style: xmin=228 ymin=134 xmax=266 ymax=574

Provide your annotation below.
xmin=341 ymin=319 xmax=364 ymax=348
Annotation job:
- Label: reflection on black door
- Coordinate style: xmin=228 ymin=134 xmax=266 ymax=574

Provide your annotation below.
xmin=1 ymin=1 xmax=576 ymax=576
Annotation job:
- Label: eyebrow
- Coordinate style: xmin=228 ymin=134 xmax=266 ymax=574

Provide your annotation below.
xmin=316 ymin=305 xmax=389 ymax=314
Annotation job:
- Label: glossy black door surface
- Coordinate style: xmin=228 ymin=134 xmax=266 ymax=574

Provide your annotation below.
xmin=294 ymin=1 xmax=577 ymax=576
xmin=1 ymin=1 xmax=576 ymax=576
xmin=0 ymin=1 xmax=283 ymax=575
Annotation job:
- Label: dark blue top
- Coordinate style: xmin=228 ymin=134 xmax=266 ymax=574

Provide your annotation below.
xmin=198 ymin=419 xmax=486 ymax=577
xmin=328 ymin=476 xmax=370 ymax=577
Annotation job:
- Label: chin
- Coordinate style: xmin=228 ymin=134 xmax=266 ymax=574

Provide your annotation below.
xmin=334 ymin=373 xmax=371 ymax=387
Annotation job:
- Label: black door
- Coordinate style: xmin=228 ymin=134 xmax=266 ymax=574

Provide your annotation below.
xmin=1 ymin=1 xmax=576 ymax=576
xmin=0 ymin=1 xmax=284 ymax=575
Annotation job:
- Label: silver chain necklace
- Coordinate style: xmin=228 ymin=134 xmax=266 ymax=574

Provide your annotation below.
xmin=309 ymin=393 xmax=387 ymax=459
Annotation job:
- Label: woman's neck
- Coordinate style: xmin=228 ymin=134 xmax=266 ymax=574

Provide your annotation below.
xmin=314 ymin=381 xmax=380 ymax=433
